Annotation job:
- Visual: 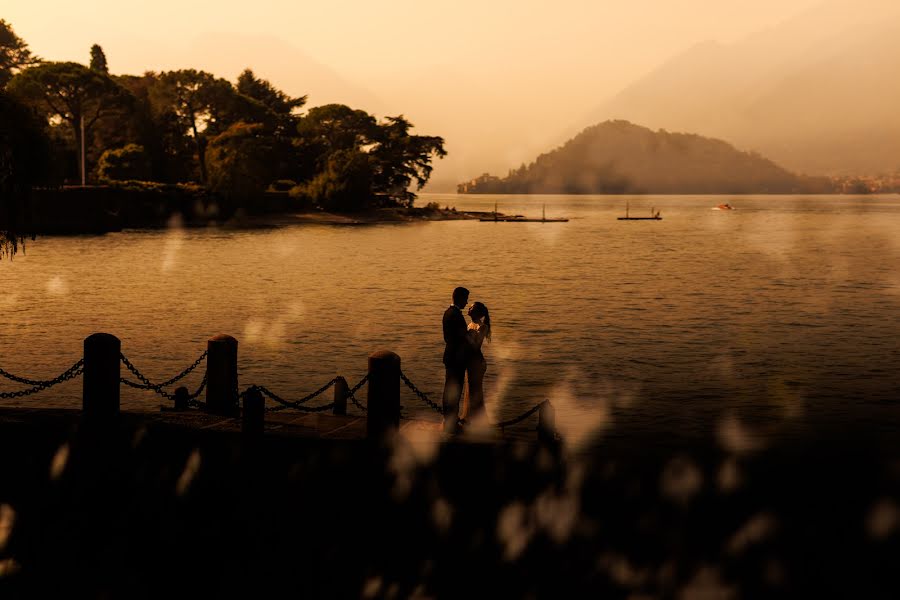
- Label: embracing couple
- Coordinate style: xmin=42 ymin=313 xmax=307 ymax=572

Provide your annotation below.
xmin=441 ymin=286 xmax=492 ymax=434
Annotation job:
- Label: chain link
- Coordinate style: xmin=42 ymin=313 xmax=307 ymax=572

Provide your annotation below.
xmin=398 ymin=369 xmax=545 ymax=430
xmin=120 ymin=353 xmax=187 ymax=401
xmin=266 ymin=377 xmax=338 ymax=412
xmin=187 ymin=373 xmax=208 ymax=401
xmin=243 ymin=382 xmax=336 ymax=413
xmin=239 ymin=375 xmax=368 ymax=414
xmin=0 ymin=359 xmax=84 ymax=388
xmin=399 ymin=370 xmax=443 ymax=415
xmin=346 ymin=374 xmax=368 ymax=412
xmin=155 ymin=350 xmax=207 ymax=388
xmin=494 ymin=402 xmax=543 ymax=429
xmin=119 ymin=351 xmax=207 ymax=400
xmin=0 ymin=360 xmax=85 ymax=400
xmin=186 ymin=373 xmax=209 ymax=409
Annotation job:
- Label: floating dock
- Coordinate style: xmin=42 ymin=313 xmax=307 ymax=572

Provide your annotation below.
xmin=480 ymin=204 xmax=568 ymax=222
xmin=618 ymin=202 xmax=662 ymax=220
xmin=479 ymin=216 xmax=569 ymax=222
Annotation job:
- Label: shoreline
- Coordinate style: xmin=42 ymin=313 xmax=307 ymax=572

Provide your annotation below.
xmin=5 ymin=184 xmax=504 ymax=235
xmin=218 ymin=206 xmax=498 ymax=228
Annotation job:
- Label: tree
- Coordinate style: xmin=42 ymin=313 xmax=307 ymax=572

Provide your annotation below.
xmin=236 ymin=69 xmax=305 ymax=116
xmin=292 ymin=105 xmax=445 ymax=208
xmin=0 ymin=19 xmax=38 ymax=88
xmin=97 ymin=143 xmax=150 ymax=181
xmin=292 ymin=148 xmax=374 ymax=212
xmin=89 ymin=44 xmax=108 ymax=74
xmin=116 ymin=73 xmax=195 ymax=182
xmin=293 ymin=104 xmax=378 ymax=178
xmin=151 ymin=69 xmax=267 ymax=183
xmin=205 ymin=122 xmax=278 ymax=198
xmin=8 ymin=62 xmax=130 ymax=184
xmin=0 ymin=91 xmax=52 ymax=258
xmin=369 ymin=115 xmax=446 ymax=206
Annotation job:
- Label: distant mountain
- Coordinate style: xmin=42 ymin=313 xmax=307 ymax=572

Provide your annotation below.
xmin=589 ymin=0 xmax=900 ymax=175
xmin=458 ymin=121 xmax=829 ymax=194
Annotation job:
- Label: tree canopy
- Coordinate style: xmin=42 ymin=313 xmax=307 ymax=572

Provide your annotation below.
xmin=290 ymin=105 xmax=445 ymax=208
xmin=237 ymin=69 xmax=306 ymax=116
xmin=89 ymin=44 xmax=108 ymax=74
xmin=150 ymin=69 xmax=275 ymax=182
xmin=1 ymin=17 xmax=447 ymax=230
xmin=205 ymin=122 xmax=279 ymax=199
xmin=0 ymin=19 xmax=38 ymax=88
xmin=9 ymin=61 xmax=130 ymax=181
xmin=97 ymin=143 xmax=150 ymax=181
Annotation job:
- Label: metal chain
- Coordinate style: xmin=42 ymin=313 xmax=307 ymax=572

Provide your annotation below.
xmin=250 ymin=383 xmax=338 ymax=413
xmin=399 ymin=370 xmax=443 ymax=415
xmin=494 ymin=402 xmax=543 ymax=429
xmin=0 ymin=358 xmax=84 ymax=388
xmin=397 ymin=369 xmax=544 ymax=430
xmin=2 ymin=352 xmax=547 ymax=432
xmin=0 ymin=360 xmax=84 ymax=399
xmin=120 ymin=353 xmax=178 ymax=400
xmin=187 ymin=373 xmax=208 ymax=400
xmin=155 ymin=350 xmax=207 ymax=388
xmin=118 ymin=351 xmax=206 ymax=394
xmin=346 ymin=374 xmax=368 ymax=412
xmin=187 ymin=373 xmax=208 ymax=408
xmin=267 ymin=377 xmax=339 ymax=412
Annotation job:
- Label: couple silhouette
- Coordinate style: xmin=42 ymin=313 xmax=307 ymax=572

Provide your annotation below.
xmin=441 ymin=286 xmax=491 ymax=434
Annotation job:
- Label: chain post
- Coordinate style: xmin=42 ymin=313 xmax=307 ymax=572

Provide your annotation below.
xmin=173 ymin=387 xmax=190 ymax=411
xmin=83 ymin=333 xmax=121 ymax=423
xmin=333 ymin=376 xmax=349 ymax=416
xmin=367 ymin=350 xmax=400 ymax=439
xmin=242 ymin=386 xmax=265 ymax=438
xmin=207 ymin=334 xmax=238 ymax=415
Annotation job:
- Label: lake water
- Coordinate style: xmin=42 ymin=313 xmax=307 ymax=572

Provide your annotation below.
xmin=2 ymin=194 xmax=900 ymax=445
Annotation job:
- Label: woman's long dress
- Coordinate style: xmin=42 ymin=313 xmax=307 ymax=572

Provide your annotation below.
xmin=460 ymin=322 xmax=487 ymax=422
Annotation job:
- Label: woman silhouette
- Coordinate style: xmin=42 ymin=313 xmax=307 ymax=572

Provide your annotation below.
xmin=460 ymin=301 xmax=491 ymax=426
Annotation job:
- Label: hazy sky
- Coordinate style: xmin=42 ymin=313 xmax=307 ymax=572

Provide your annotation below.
xmin=8 ymin=1 xmax=822 ymax=77
xmin=6 ymin=0 xmax=884 ymax=186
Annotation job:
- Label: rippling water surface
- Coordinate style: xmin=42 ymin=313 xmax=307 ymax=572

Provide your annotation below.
xmin=3 ymin=194 xmax=900 ymax=442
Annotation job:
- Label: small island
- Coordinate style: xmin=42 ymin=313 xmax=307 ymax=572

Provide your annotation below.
xmin=458 ymin=120 xmax=835 ymax=195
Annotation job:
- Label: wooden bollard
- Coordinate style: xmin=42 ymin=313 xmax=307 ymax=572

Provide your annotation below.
xmin=367 ymin=350 xmax=400 ymax=439
xmin=242 ymin=387 xmax=265 ymax=438
xmin=83 ymin=333 xmax=121 ymax=422
xmin=206 ymin=334 xmax=238 ymax=415
xmin=537 ymin=399 xmax=556 ymax=443
xmin=333 ymin=376 xmax=349 ymax=416
xmin=173 ymin=387 xmax=189 ymax=411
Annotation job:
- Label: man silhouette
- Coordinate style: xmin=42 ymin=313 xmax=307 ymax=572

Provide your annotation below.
xmin=442 ymin=286 xmax=470 ymax=433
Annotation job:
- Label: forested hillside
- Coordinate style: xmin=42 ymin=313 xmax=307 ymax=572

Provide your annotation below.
xmin=459 ymin=121 xmax=830 ymax=194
